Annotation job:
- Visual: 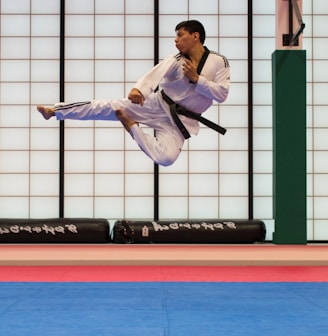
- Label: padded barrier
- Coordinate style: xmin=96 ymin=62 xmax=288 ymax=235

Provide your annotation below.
xmin=0 ymin=218 xmax=110 ymax=243
xmin=112 ymin=219 xmax=266 ymax=244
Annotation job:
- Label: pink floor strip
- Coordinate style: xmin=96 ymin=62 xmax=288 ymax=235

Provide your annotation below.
xmin=1 ymin=266 xmax=328 ymax=282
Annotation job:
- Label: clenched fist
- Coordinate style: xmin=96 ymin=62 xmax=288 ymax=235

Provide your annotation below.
xmin=182 ymin=58 xmax=199 ymax=83
xmin=128 ymin=88 xmax=145 ymax=106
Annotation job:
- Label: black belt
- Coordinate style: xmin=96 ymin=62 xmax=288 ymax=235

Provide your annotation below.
xmin=161 ymin=90 xmax=226 ymax=139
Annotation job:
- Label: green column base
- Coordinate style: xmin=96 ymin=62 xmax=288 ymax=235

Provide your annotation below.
xmin=272 ymin=50 xmax=307 ymax=245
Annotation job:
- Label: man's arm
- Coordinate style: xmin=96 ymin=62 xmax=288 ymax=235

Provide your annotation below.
xmin=195 ymin=55 xmax=230 ymax=103
xmin=132 ymin=56 xmax=176 ymax=101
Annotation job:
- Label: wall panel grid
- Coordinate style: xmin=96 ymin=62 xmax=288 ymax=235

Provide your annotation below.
xmin=0 ymin=0 xmax=59 ymax=218
xmin=0 ymin=0 xmax=327 ymax=240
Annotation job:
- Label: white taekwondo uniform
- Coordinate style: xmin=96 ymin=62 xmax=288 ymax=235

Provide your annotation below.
xmin=54 ymin=49 xmax=230 ymax=166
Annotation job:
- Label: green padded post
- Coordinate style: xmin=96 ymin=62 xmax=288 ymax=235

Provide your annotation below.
xmin=272 ymin=50 xmax=307 ymax=244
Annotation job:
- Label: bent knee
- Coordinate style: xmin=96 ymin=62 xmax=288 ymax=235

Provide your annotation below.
xmin=154 ymin=149 xmax=181 ymax=167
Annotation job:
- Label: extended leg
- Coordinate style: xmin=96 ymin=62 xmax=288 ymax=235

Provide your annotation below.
xmin=38 ymin=100 xmax=117 ymax=121
xmin=37 ymin=100 xmax=184 ymax=166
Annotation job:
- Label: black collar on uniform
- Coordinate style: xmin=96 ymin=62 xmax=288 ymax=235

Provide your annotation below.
xmin=196 ymin=46 xmax=210 ymax=75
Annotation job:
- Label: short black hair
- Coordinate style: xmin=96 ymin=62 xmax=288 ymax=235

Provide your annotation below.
xmin=175 ymin=20 xmax=206 ymax=44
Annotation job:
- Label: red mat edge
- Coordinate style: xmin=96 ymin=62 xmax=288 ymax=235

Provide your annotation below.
xmin=1 ymin=266 xmax=328 ymax=282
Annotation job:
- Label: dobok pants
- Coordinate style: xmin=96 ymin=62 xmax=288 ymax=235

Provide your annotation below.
xmin=54 ymin=95 xmax=185 ymax=166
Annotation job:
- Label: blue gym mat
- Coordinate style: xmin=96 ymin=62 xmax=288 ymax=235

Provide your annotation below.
xmin=0 ymin=282 xmax=328 ymax=335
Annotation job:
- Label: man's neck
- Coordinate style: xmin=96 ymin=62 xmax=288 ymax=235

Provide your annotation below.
xmin=188 ymin=45 xmax=206 ymax=66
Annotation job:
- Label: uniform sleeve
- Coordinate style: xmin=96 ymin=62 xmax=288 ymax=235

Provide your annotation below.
xmin=195 ymin=56 xmax=230 ymax=103
xmin=134 ymin=56 xmax=177 ymax=99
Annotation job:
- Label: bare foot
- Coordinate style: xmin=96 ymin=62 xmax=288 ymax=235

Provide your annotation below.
xmin=37 ymin=105 xmax=55 ymax=120
xmin=115 ymin=109 xmax=138 ymax=133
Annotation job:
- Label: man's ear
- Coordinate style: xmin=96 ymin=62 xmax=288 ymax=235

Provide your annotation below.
xmin=192 ymin=32 xmax=200 ymax=41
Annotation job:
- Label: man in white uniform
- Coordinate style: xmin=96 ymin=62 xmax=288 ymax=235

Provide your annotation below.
xmin=37 ymin=20 xmax=230 ymax=166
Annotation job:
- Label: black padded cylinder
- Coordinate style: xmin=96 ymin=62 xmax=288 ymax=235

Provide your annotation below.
xmin=112 ymin=219 xmax=266 ymax=244
xmin=0 ymin=218 xmax=110 ymax=243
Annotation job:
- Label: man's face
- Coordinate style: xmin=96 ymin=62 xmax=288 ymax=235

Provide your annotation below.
xmin=175 ymin=28 xmax=197 ymax=54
